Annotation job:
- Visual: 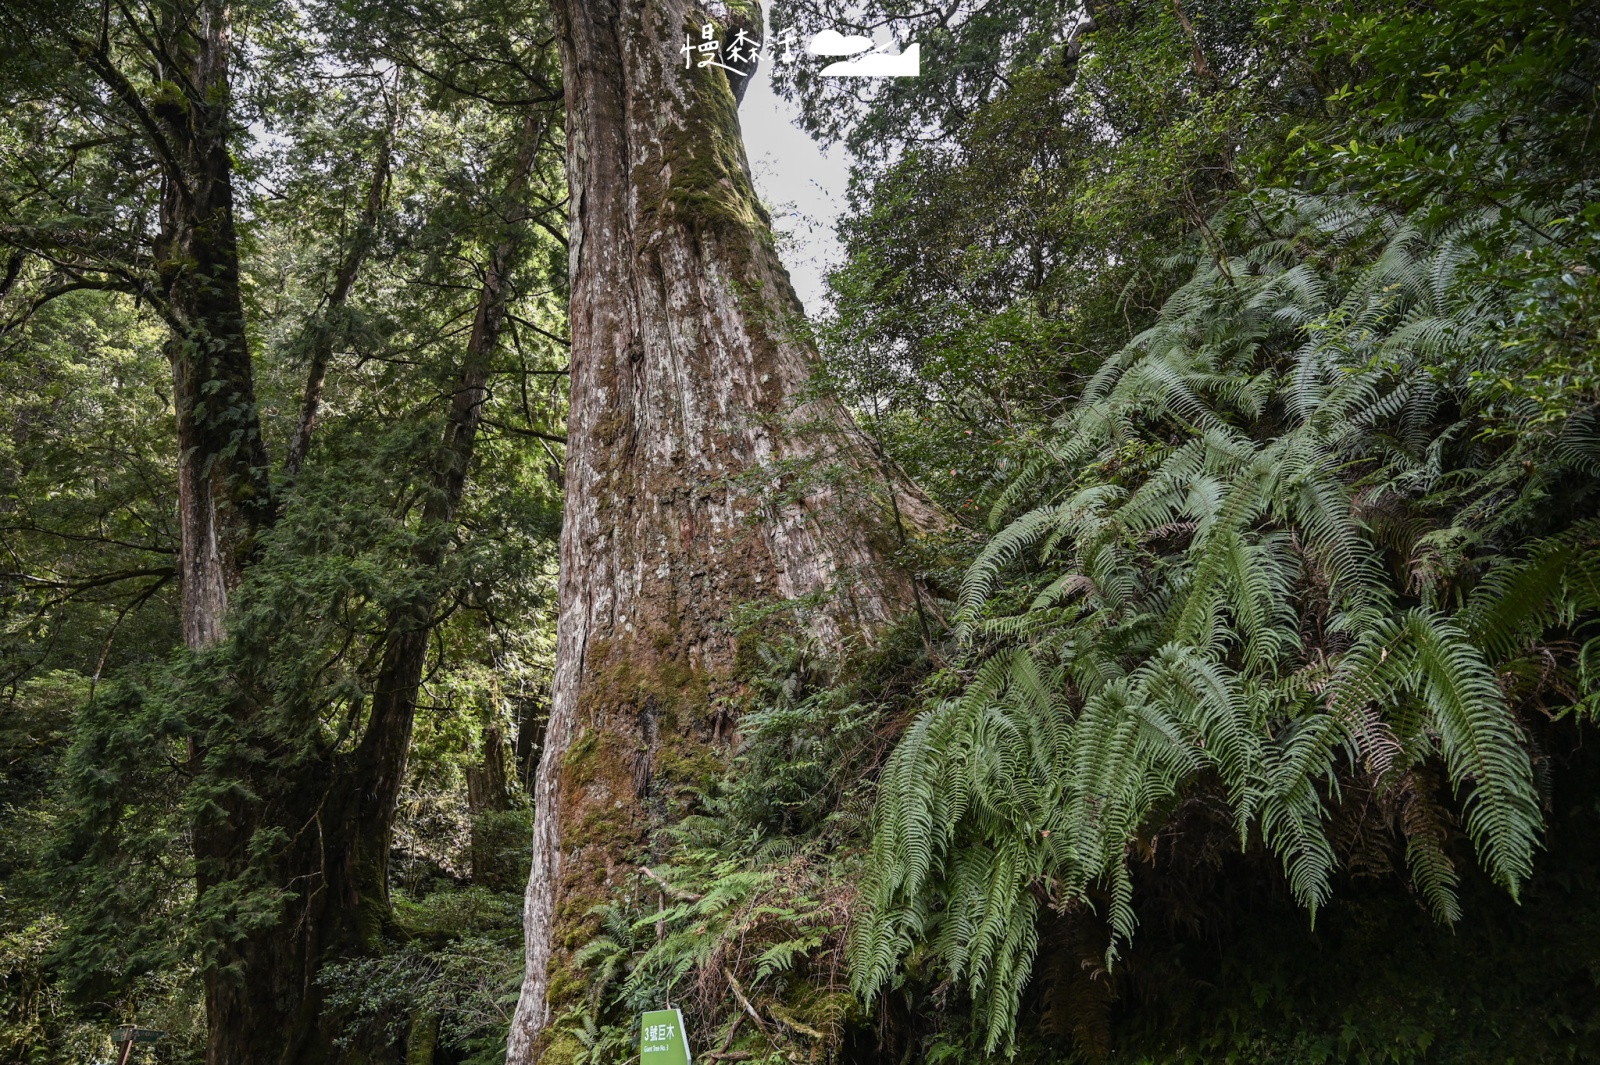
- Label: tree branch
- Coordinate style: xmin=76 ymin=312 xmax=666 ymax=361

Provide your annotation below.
xmin=0 ymin=524 xmax=174 ymax=554
xmin=287 ymin=93 xmax=398 ymax=477
xmin=506 ymin=312 xmax=571 ymax=348
xmin=638 ymin=864 xmax=701 ymax=901
xmin=482 ymin=418 xmax=566 ymax=443
xmin=0 ymin=277 xmax=140 ymax=334
xmin=67 ymin=33 xmax=192 ymax=205
xmin=3 ymin=565 xmax=177 ymax=593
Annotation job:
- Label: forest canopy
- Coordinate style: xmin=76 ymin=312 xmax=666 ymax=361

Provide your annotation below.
xmin=2 ymin=0 xmax=1598 ymax=1063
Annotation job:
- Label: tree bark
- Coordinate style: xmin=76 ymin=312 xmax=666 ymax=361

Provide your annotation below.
xmin=508 ymin=4 xmax=932 ymax=1060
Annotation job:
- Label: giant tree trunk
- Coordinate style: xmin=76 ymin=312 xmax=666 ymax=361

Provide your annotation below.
xmin=95 ymin=7 xmax=287 ymax=1054
xmin=24 ymin=0 xmax=273 ymax=641
xmin=508 ymin=4 xmax=931 ymax=1060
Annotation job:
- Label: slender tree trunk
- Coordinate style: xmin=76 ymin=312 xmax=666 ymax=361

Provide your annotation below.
xmin=513 ymin=684 xmax=550 ymax=791
xmin=149 ymin=0 xmax=274 ymax=650
xmin=468 ymin=722 xmax=515 ymax=887
xmin=508 ymin=4 xmax=931 ymax=1060
xmin=286 ymin=103 xmax=397 ymax=478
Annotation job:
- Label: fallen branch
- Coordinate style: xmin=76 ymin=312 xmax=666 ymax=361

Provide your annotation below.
xmin=722 ymin=969 xmax=770 ymax=1037
xmin=717 ymin=1012 xmax=744 ymax=1053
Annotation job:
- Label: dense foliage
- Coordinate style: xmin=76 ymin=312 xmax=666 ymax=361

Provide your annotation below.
xmin=818 ymin=0 xmax=1600 ymax=1056
xmin=2 ymin=0 xmax=564 ymax=1059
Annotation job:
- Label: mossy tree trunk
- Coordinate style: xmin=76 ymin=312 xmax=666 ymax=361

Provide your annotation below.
xmin=507 ymin=3 xmax=931 ymax=1060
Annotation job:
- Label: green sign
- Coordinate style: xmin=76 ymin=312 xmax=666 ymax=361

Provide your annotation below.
xmin=640 ymin=1008 xmax=691 ymax=1065
xmin=112 ymin=1026 xmax=165 ymax=1044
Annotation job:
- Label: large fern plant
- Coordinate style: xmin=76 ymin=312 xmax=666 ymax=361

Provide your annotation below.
xmin=851 ymin=192 xmax=1600 ymax=1050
